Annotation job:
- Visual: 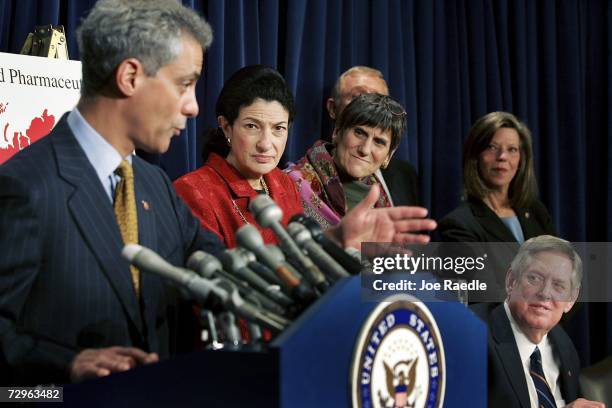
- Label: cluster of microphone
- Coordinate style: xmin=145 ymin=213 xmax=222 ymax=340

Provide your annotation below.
xmin=121 ymin=195 xmax=363 ymax=348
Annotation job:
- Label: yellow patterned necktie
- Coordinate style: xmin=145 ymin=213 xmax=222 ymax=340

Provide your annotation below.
xmin=114 ymin=160 xmax=140 ymax=296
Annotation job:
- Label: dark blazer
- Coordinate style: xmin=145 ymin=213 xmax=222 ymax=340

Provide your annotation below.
xmin=436 ymin=197 xmax=555 ymax=300
xmin=471 ymin=304 xmax=581 ymax=408
xmin=380 ymin=157 xmax=420 ymax=206
xmin=438 ymin=197 xmax=555 ymax=243
xmin=0 ymin=116 xmax=224 ymax=385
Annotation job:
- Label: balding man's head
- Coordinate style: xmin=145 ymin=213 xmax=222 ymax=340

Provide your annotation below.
xmin=327 ymin=66 xmax=389 ymax=120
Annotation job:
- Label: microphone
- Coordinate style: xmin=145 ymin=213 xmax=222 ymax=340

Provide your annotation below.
xmin=266 ymin=244 xmax=286 ymax=262
xmin=247 ymin=322 xmax=263 ymax=344
xmin=214 ymin=249 xmax=294 ymax=307
xmin=236 ymin=247 xmax=284 ymax=286
xmin=287 ymin=222 xmax=349 ymax=282
xmin=344 ymin=247 xmax=363 ymax=261
xmin=289 ymin=214 xmax=362 ymax=274
xmin=249 ymin=195 xmax=329 ymax=292
xmin=236 ymin=224 xmax=316 ymax=304
xmin=217 ymin=311 xmax=241 ymax=347
xmin=123 ymin=244 xmax=289 ymax=332
xmin=187 ymin=250 xmax=289 ymax=315
xmin=122 ymin=244 xmax=227 ymax=302
xmin=200 ymin=310 xmax=223 ymax=350
xmin=214 ymin=279 xmax=291 ymax=332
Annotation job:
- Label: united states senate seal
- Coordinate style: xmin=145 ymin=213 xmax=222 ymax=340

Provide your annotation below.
xmin=350 ymin=296 xmax=446 ymax=408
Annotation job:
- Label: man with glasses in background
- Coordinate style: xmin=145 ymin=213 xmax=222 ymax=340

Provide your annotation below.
xmin=473 ymin=235 xmax=604 ymax=408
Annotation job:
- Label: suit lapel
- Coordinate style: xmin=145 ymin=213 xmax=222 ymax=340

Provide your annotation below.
xmin=470 ymin=199 xmax=518 ymax=242
xmin=516 ymin=208 xmax=538 ymax=240
xmin=549 ymin=327 xmax=578 ymax=401
xmin=52 ymin=118 xmax=143 ymax=333
xmin=490 ymin=305 xmax=532 ymax=408
xmin=132 ymin=159 xmax=160 ymax=327
xmin=381 ymin=162 xmax=407 ymax=206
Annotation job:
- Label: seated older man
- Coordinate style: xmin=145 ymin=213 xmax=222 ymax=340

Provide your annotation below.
xmin=472 ymin=235 xmax=604 ymax=408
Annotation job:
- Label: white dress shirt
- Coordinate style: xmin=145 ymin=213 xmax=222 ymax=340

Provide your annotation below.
xmin=504 ymin=301 xmax=566 ymax=408
xmin=68 ymin=108 xmax=132 ymax=203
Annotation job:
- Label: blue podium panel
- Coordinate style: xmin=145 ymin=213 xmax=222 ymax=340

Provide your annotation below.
xmin=272 ymin=276 xmax=487 ymax=408
xmin=272 ymin=277 xmax=375 ymax=406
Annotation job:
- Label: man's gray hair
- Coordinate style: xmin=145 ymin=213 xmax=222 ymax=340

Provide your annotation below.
xmin=330 ymin=66 xmax=388 ymax=103
xmin=509 ymin=235 xmax=583 ymax=292
xmin=77 ymin=0 xmax=213 ymax=97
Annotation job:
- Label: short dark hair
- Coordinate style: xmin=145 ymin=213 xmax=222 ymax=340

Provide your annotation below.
xmin=215 ymin=65 xmax=295 ymax=125
xmin=463 ymin=111 xmax=537 ymax=208
xmin=203 ymin=65 xmax=295 ymax=160
xmin=77 ymin=0 xmax=212 ymax=98
xmin=334 ymin=93 xmax=406 ymax=154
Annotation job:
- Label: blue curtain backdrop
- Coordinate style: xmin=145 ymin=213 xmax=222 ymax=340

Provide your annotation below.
xmin=1 ymin=0 xmax=610 ymax=365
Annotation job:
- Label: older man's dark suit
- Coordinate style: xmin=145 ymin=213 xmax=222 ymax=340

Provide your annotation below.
xmin=0 ymin=116 xmax=223 ymax=385
xmin=472 ymin=303 xmax=581 ymax=408
xmin=380 ymin=158 xmax=420 ymax=206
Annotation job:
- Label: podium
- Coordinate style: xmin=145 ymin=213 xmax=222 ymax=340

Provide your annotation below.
xmin=62 ymin=277 xmax=487 ymax=407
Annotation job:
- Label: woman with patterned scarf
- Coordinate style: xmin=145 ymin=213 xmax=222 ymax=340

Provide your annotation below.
xmin=286 ymin=93 xmax=407 ymax=229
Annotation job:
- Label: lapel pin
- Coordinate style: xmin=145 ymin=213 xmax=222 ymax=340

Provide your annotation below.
xmin=141 ymin=200 xmax=150 ymax=211
xmin=525 ymin=211 xmax=530 ymax=218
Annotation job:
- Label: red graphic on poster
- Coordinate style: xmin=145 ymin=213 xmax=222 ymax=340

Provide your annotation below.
xmin=0 ymin=108 xmax=55 ymax=164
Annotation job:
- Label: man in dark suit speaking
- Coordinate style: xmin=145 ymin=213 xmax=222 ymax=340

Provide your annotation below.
xmin=0 ymin=0 xmax=222 ymax=385
xmin=473 ymin=236 xmax=603 ymax=408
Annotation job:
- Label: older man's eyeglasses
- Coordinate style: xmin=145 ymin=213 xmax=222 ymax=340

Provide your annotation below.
xmin=521 ymin=271 xmax=574 ymax=301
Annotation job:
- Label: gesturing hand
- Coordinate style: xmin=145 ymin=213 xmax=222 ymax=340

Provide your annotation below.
xmin=330 ymin=184 xmax=437 ymax=250
xmin=70 ymin=346 xmax=159 ymax=382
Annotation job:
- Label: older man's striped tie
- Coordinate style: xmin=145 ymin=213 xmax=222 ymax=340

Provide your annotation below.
xmin=114 ymin=160 xmax=140 ymax=296
xmin=530 ymin=347 xmax=557 ymax=408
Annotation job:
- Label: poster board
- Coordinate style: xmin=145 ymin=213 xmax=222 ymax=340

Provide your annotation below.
xmin=0 ymin=52 xmax=81 ymax=164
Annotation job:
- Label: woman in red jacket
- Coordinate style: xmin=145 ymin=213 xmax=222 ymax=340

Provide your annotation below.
xmin=174 ymin=65 xmax=302 ymax=248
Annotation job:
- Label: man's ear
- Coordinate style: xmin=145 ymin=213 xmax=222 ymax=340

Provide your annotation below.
xmin=115 ymin=58 xmax=143 ymax=97
xmin=505 ymin=269 xmax=516 ymax=294
xmin=563 ymin=300 xmax=576 ymax=314
xmin=563 ymin=289 xmax=579 ymax=313
xmin=331 ymin=127 xmax=340 ymax=144
xmin=326 ymin=97 xmax=337 ymax=120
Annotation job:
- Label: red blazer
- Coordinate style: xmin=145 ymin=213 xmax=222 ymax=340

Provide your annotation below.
xmin=174 ymin=153 xmax=304 ymax=248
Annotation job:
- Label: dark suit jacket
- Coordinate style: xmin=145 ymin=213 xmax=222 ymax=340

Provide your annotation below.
xmin=380 ymin=157 xmax=420 ymax=206
xmin=0 ymin=116 xmax=224 ymax=385
xmin=437 ymin=198 xmax=556 ymax=299
xmin=471 ymin=304 xmax=581 ymax=408
xmin=438 ymin=197 xmax=555 ymax=243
